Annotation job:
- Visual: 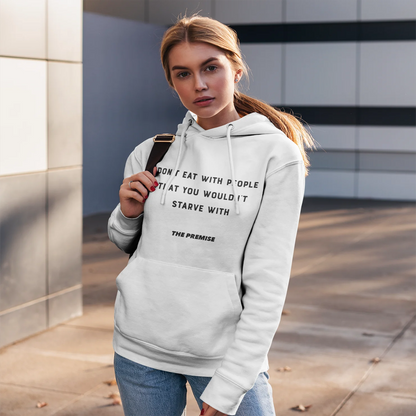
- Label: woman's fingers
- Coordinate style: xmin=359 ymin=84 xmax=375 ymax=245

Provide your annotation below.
xmin=127 ymin=180 xmax=148 ymax=199
xmin=119 ymin=167 xmax=159 ymax=218
xmin=125 ymin=189 xmax=146 ymax=203
xmin=126 ymin=167 xmax=158 ymax=192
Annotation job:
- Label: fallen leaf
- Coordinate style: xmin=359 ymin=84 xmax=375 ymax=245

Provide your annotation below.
xmin=371 ymin=357 xmax=381 ymax=363
xmin=282 ymin=309 xmax=291 ymax=315
xmin=291 ymin=403 xmax=313 ymax=412
xmin=104 ymin=379 xmax=117 ymax=386
xmin=277 ymin=366 xmax=291 ymax=372
xmin=107 ymin=392 xmax=120 ymax=399
xmin=36 ymin=402 xmax=48 ymax=408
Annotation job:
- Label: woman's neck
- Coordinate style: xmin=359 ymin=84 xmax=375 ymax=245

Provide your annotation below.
xmin=196 ymin=106 xmax=241 ymax=130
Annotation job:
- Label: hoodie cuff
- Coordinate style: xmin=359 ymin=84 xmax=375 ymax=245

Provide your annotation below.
xmin=116 ymin=206 xmax=144 ymax=232
xmin=199 ymin=372 xmax=247 ymax=416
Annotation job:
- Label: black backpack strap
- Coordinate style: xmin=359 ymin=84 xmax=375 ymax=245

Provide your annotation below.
xmin=125 ymin=133 xmax=175 ymax=257
xmin=145 ymin=134 xmax=176 ymax=174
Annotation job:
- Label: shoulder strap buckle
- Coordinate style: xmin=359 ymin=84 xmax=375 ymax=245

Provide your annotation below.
xmin=153 ymin=133 xmax=175 ymax=143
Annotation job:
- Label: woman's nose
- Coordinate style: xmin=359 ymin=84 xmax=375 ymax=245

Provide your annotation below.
xmin=194 ymin=75 xmax=207 ymax=91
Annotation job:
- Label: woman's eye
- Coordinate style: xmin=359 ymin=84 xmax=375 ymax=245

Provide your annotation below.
xmin=206 ymin=65 xmax=217 ymax=72
xmin=177 ymin=71 xmax=189 ymax=78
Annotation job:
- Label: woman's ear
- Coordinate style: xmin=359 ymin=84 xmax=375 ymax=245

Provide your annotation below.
xmin=234 ymin=68 xmax=243 ymax=82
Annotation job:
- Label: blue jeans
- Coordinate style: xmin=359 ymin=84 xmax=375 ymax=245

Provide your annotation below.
xmin=114 ymin=352 xmax=276 ymax=416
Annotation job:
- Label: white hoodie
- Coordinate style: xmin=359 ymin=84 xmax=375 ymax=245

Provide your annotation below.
xmin=108 ymin=110 xmax=306 ymax=415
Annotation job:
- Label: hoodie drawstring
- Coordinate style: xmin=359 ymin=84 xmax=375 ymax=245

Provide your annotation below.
xmin=226 ymin=124 xmax=240 ymax=215
xmin=160 ymin=118 xmax=193 ymax=206
xmin=160 ymin=119 xmax=240 ymax=215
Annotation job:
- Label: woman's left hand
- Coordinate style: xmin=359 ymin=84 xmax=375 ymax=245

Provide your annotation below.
xmin=200 ymin=402 xmax=227 ymax=416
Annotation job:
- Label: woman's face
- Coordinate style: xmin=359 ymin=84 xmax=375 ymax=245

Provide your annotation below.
xmin=169 ymin=41 xmax=242 ymax=130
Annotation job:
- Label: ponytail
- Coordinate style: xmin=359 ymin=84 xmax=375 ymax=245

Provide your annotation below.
xmin=234 ymin=91 xmax=317 ymax=175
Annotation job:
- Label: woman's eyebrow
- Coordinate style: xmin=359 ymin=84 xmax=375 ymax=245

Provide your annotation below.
xmin=171 ymin=57 xmax=219 ymax=71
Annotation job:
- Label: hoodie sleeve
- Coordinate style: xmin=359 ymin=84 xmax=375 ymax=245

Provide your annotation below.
xmin=199 ymin=159 xmax=306 ymax=415
xmin=107 ymin=149 xmax=145 ymax=253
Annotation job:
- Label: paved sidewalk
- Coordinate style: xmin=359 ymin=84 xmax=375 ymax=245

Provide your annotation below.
xmin=0 ymin=197 xmax=415 ymax=416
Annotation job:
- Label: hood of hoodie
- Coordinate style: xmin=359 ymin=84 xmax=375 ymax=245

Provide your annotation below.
xmin=160 ymin=110 xmax=281 ymax=215
xmin=176 ymin=110 xmax=279 ymax=139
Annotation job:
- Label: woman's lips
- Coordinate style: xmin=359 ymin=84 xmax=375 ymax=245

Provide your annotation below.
xmin=194 ymin=97 xmax=215 ymax=107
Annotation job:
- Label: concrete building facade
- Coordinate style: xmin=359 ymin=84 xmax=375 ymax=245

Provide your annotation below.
xmin=0 ymin=1 xmax=83 ymax=347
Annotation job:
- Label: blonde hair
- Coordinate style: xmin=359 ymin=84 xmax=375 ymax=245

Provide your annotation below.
xmin=160 ymin=13 xmax=317 ymax=175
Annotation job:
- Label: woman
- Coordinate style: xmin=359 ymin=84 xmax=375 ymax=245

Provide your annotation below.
xmin=108 ymin=13 xmax=316 ymax=416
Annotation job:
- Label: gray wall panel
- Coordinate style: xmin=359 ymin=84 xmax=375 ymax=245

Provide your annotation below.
xmin=358 ymin=171 xmax=416 ymax=200
xmin=308 ymin=150 xmax=356 ymax=170
xmin=217 ymin=0 xmax=283 ymax=24
xmin=359 ymin=152 xmax=416 ymax=173
xmin=308 ymin=150 xmax=416 ymax=173
xmin=83 ymin=13 xmax=184 ymax=215
xmin=0 ymin=301 xmax=47 ymax=349
xmin=358 ymin=127 xmax=416 ymax=152
xmin=47 ymin=168 xmax=83 ymax=294
xmin=360 ymin=0 xmax=416 ymax=21
xmin=285 ymin=0 xmax=358 ymax=23
xmin=48 ymin=288 xmax=82 ymax=328
xmin=284 ymin=43 xmax=357 ymax=106
xmin=0 ymin=173 xmax=47 ymax=311
xmin=359 ymin=42 xmax=416 ymax=107
xmin=148 ymin=0 xmax=212 ymax=25
xmin=84 ymin=0 xmax=146 ymax=22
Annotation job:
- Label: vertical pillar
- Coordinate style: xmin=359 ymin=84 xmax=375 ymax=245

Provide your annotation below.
xmin=0 ymin=0 xmax=83 ymax=348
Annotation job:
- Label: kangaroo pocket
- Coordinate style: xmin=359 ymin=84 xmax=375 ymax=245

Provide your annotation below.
xmin=114 ymin=255 xmax=243 ymax=358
